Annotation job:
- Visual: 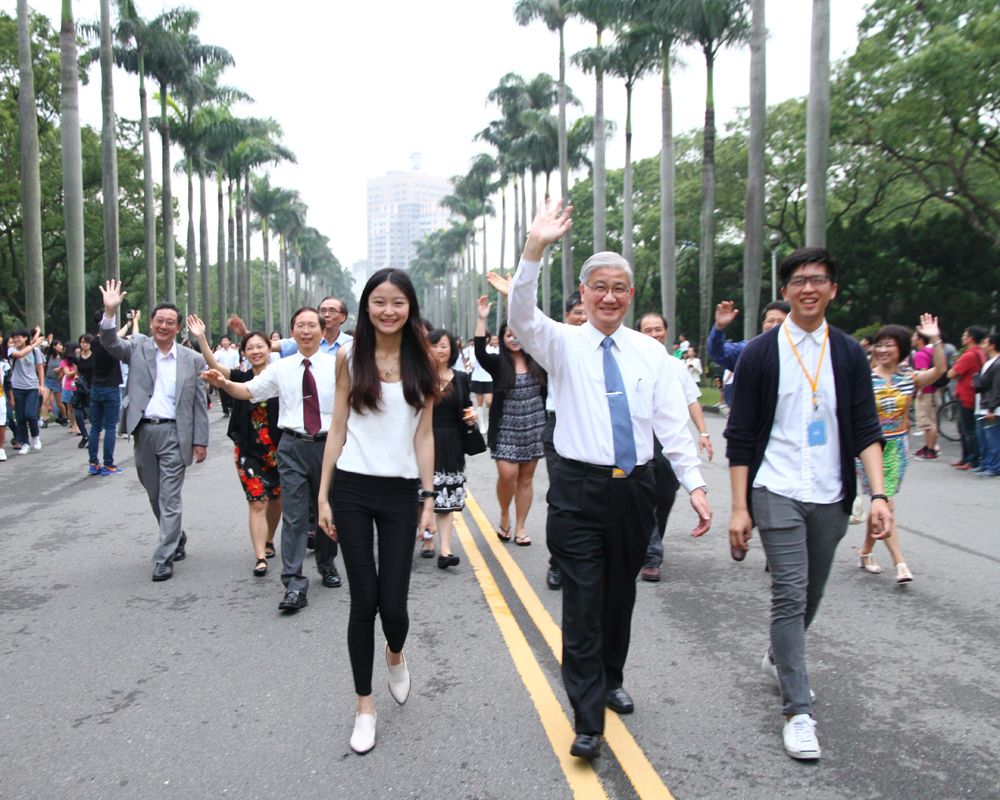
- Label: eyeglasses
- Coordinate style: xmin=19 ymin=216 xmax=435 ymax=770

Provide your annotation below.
xmin=586 ymin=283 xmax=631 ymax=298
xmin=786 ymin=275 xmax=832 ymax=288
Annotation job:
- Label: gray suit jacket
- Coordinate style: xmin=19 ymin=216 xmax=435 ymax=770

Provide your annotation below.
xmin=100 ymin=326 xmax=209 ymax=467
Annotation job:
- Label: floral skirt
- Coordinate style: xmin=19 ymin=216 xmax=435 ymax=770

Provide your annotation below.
xmin=856 ymin=434 xmax=907 ymax=497
xmin=234 ymin=444 xmax=282 ymax=502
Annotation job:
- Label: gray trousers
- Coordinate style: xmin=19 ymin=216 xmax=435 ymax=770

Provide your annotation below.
xmin=134 ymin=422 xmax=187 ymax=564
xmin=753 ymin=487 xmax=848 ymax=717
xmin=276 ymin=435 xmax=325 ymax=594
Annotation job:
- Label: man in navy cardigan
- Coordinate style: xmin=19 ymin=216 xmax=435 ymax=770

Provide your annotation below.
xmin=725 ymin=247 xmax=891 ymax=762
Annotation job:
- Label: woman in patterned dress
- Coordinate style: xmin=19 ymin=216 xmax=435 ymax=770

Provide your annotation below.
xmin=857 ymin=314 xmax=946 ymax=584
xmin=474 ymin=295 xmax=546 ymax=546
xmin=189 ymin=316 xmax=282 ymax=576
xmin=423 ymin=329 xmax=478 ymax=569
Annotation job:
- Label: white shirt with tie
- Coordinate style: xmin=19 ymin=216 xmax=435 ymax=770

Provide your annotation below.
xmin=244 ymin=349 xmax=336 ymax=435
xmin=101 ymin=315 xmax=177 ymax=419
xmin=508 ymin=258 xmax=705 ymax=493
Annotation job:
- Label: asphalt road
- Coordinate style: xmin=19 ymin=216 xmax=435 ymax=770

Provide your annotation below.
xmin=2 ymin=407 xmax=998 ymax=800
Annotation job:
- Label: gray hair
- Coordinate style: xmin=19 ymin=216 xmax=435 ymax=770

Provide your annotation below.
xmin=578 ymin=251 xmax=634 ymax=287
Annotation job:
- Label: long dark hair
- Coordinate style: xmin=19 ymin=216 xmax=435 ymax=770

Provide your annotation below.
xmin=495 ymin=322 xmax=546 ymax=394
xmin=350 ymin=268 xmax=437 ymax=413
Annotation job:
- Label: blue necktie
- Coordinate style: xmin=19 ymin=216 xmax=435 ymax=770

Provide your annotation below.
xmin=601 ymin=336 xmax=637 ymax=474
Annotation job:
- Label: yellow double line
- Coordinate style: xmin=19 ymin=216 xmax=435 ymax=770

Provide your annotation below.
xmin=454 ymin=492 xmax=674 ymax=800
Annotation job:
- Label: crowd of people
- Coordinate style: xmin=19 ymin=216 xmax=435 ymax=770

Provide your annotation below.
xmin=3 ymin=202 xmax=998 ymax=764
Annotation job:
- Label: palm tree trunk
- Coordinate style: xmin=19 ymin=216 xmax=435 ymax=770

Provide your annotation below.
xmin=60 ymin=0 xmax=84 ymax=338
xmin=659 ymin=37 xmax=677 ymax=332
xmin=138 ymin=51 xmax=155 ymax=313
xmin=99 ymin=0 xmax=119 ymax=286
xmin=185 ymin=166 xmax=197 ymax=314
xmin=216 ymin=175 xmax=226 ymax=337
xmin=160 ymin=84 xmax=174 ymax=301
xmin=244 ymin=173 xmax=253 ymax=321
xmin=743 ymin=0 xmax=767 ymax=340
xmin=293 ymin=247 xmax=302 ymax=309
xmin=499 ymin=184 xmax=507 ymax=273
xmin=278 ymin=235 xmax=288 ymax=334
xmin=227 ymin=184 xmax=236 ymax=323
xmin=521 ymin=172 xmax=528 ymax=255
xmin=593 ymin=25 xmax=606 ymax=251
xmin=481 ymin=214 xmax=488 ymax=295
xmin=623 ymin=81 xmax=634 ymax=327
xmin=806 ymin=0 xmax=830 ymax=246
xmin=236 ymin=187 xmax=247 ymax=324
xmin=558 ymin=21 xmax=573 ymax=308
xmin=199 ymin=171 xmax=210 ymax=330
xmin=262 ymin=219 xmax=273 ymax=333
xmin=512 ymin=174 xmax=520 ymax=259
xmin=698 ymin=51 xmax=718 ymax=361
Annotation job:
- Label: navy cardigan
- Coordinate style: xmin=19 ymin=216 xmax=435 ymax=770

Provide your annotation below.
xmin=723 ymin=324 xmax=883 ymax=522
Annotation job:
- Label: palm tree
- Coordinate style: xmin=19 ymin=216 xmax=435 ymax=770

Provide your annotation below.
xmin=145 ymin=9 xmax=232 ymax=303
xmin=60 ymin=0 xmax=85 ymax=338
xmin=628 ymin=0 xmax=685 ymax=332
xmin=572 ymin=0 xmax=622 ymax=252
xmin=806 ymin=0 xmax=830 ymax=246
xmin=16 ymin=0 xmax=44 ymax=328
xmin=584 ymin=23 xmax=657 ymax=281
xmin=98 ymin=0 xmax=120 ymax=286
xmin=271 ymin=194 xmax=306 ymax=332
xmin=250 ymin=175 xmax=297 ymax=333
xmin=682 ymin=0 xmax=750 ymax=356
xmin=514 ymin=0 xmax=574 ymax=301
xmin=742 ymin=0 xmax=766 ymax=339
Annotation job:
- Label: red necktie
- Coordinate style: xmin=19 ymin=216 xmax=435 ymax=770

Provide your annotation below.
xmin=302 ymin=358 xmax=321 ymax=435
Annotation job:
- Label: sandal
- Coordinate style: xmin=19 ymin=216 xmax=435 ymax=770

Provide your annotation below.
xmin=514 ymin=534 xmax=532 ymax=547
xmin=859 ymin=553 xmax=882 ymax=574
xmin=895 ymin=563 xmax=913 ymax=584
xmin=253 ymin=558 xmax=268 ymax=577
xmin=497 ymin=524 xmax=512 ymax=542
xmin=264 ymin=541 xmax=276 ymax=559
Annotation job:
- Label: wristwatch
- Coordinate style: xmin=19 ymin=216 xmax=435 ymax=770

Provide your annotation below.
xmin=419 ymin=490 xmax=436 ymax=500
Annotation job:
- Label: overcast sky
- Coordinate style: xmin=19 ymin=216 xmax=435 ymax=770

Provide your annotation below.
xmin=25 ymin=0 xmax=870 ymax=281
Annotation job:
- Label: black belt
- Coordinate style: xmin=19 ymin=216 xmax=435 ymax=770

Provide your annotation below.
xmin=281 ymin=428 xmax=327 ymax=442
xmin=561 ymin=458 xmax=650 ymax=479
xmin=140 ymin=417 xmax=175 ymax=425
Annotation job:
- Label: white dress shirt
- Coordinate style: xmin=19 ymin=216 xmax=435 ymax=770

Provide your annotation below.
xmin=143 ymin=344 xmax=179 ymax=419
xmin=754 ymin=317 xmax=842 ymax=503
xmin=244 ymin=349 xmax=336 ymax=434
xmin=508 ymin=258 xmax=704 ymax=492
xmin=215 ymin=346 xmax=241 ymax=370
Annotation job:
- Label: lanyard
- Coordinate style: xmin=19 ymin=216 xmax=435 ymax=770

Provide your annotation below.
xmin=784 ymin=324 xmax=829 ymax=412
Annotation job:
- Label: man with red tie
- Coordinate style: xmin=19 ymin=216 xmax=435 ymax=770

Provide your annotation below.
xmin=204 ymin=307 xmax=336 ymax=612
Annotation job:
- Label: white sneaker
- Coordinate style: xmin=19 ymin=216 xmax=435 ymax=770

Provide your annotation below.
xmin=762 ymin=651 xmax=815 ymax=701
xmin=0 ymin=448 xmax=7 ymax=461
xmin=349 ymin=713 xmax=376 ymax=754
xmin=783 ymin=714 xmax=821 ymax=760
xmin=386 ymin=647 xmax=411 ymax=705
xmin=18 ymin=444 xmax=30 ymax=455
xmin=30 ymin=436 xmax=41 ymax=451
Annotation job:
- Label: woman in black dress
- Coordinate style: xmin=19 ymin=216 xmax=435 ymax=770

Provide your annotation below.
xmin=424 ymin=329 xmax=478 ymax=569
xmin=189 ymin=316 xmax=282 ymax=574
xmin=474 ymin=295 xmax=546 ymax=545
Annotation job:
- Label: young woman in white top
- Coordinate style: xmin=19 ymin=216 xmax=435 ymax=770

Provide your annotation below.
xmin=317 ymin=268 xmax=438 ymax=756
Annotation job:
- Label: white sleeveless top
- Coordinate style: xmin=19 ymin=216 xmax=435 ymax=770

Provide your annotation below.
xmin=338 ymin=374 xmax=422 ymax=479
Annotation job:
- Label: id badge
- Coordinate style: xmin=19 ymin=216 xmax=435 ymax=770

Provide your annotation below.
xmin=807 ymin=418 xmax=827 ymax=447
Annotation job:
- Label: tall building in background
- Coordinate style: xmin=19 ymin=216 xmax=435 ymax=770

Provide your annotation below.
xmin=367 ymin=156 xmax=450 ymax=271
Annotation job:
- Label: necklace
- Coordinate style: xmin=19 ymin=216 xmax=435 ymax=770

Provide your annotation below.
xmin=377 ymin=358 xmax=398 ymax=380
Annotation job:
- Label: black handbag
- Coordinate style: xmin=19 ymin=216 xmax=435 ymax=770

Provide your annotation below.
xmin=461 ymin=422 xmax=486 ymax=456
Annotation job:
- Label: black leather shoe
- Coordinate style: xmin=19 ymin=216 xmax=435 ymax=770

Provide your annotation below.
xmin=321 ymin=567 xmax=342 ymax=588
xmin=152 ymin=561 xmax=173 ymax=582
xmin=546 ymin=565 xmax=562 ymax=590
xmin=278 ymin=590 xmax=308 ymax=611
xmin=570 ymin=733 xmax=601 ymax=760
xmin=306 ymin=534 xmax=316 ymax=550
xmin=437 ymin=554 xmax=460 ymax=569
xmin=173 ymin=531 xmax=187 ymax=562
xmin=606 ymin=687 xmax=634 ymax=714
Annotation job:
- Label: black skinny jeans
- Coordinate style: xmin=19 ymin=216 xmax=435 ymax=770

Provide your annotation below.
xmin=333 ymin=470 xmax=420 ymax=696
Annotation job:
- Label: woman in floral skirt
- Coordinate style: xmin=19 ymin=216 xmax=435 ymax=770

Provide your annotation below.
xmin=189 ymin=316 xmax=282 ymax=575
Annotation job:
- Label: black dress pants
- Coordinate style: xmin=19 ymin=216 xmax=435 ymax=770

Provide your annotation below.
xmin=546 ymin=458 xmax=655 ymax=735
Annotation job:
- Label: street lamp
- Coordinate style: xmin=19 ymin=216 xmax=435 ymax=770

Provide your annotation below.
xmin=768 ymin=232 xmax=782 ymax=302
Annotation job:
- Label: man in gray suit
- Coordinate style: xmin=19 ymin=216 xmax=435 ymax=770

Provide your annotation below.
xmin=99 ymin=280 xmax=209 ymax=582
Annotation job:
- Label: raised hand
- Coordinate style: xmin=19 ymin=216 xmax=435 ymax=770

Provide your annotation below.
xmin=99 ymin=279 xmax=127 ymax=316
xmin=715 ymin=300 xmax=740 ymax=330
xmin=524 ymin=198 xmax=573 ymax=260
xmin=486 ymin=271 xmax=511 ymax=298
xmin=186 ymin=314 xmax=206 ymax=339
xmin=201 ymin=368 xmax=227 ymax=388
xmin=477 ymin=295 xmax=493 ymax=320
xmin=227 ymin=313 xmax=247 ymax=339
xmin=915 ymin=313 xmax=940 ymax=341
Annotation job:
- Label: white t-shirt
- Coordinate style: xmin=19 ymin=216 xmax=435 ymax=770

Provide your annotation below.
xmin=338 ymin=379 xmax=422 ymax=478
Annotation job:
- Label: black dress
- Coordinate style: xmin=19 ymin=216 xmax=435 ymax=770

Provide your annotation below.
xmin=432 ymin=371 xmax=472 ymax=512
